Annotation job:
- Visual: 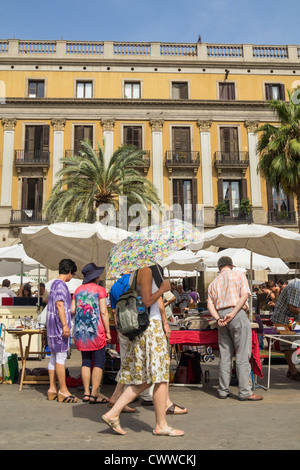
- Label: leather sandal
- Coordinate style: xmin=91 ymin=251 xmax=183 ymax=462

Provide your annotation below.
xmin=152 ymin=426 xmax=184 ymax=437
xmin=89 ymin=395 xmax=109 ymax=404
xmin=166 ymin=403 xmax=188 ymax=415
xmin=58 ymin=393 xmax=78 ymax=403
xmin=47 ymin=391 xmax=58 ymax=401
xmin=101 ymin=414 xmax=126 ymax=435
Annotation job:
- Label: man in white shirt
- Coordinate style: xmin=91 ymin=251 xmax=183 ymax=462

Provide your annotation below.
xmin=0 ymin=279 xmax=16 ymax=297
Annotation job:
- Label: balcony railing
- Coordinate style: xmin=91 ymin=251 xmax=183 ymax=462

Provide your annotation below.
xmin=165 ymin=151 xmax=200 ymax=168
xmin=268 ymin=211 xmax=297 ymax=225
xmin=10 ymin=210 xmax=47 ymax=224
xmin=2 ymin=40 xmax=298 ymax=63
xmin=14 ymin=150 xmax=50 ymax=167
xmin=214 ymin=151 xmax=249 ymax=169
xmin=216 ymin=209 xmax=253 ymax=226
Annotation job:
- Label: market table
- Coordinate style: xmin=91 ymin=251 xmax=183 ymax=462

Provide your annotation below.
xmin=6 ymin=329 xmax=48 ymax=391
xmin=264 ymin=330 xmax=300 ymax=390
xmin=110 ymin=327 xmax=262 ymax=379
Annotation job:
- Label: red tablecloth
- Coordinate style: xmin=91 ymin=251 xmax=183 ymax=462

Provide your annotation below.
xmin=169 ymin=329 xmax=219 ymax=349
xmin=109 ymin=327 xmax=263 ymax=378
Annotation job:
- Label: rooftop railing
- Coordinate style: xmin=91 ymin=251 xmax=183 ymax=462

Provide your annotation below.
xmin=1 ymin=40 xmax=299 ymax=63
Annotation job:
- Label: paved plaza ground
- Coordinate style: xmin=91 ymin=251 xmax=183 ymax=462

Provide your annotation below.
xmin=1 ymin=343 xmax=299 ymax=453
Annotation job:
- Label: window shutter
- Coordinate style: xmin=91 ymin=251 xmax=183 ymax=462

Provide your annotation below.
xmin=265 ymin=84 xmax=271 ymax=100
xmin=74 ymin=126 xmax=93 ymax=153
xmin=172 ymin=127 xmax=191 ymax=153
xmin=21 ymin=178 xmax=28 ymax=210
xmin=217 ymin=179 xmax=223 ymax=203
xmin=42 ymin=125 xmax=49 ymax=150
xmin=280 ymin=84 xmax=285 ymax=101
xmin=124 ymin=126 xmax=142 ymax=149
xmin=240 ymin=178 xmax=248 ymax=199
xmin=37 ymin=178 xmax=43 ymax=212
xmin=25 ymin=126 xmax=35 ymax=155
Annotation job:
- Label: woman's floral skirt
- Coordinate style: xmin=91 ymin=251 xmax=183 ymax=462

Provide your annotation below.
xmin=117 ymin=319 xmax=169 ymax=385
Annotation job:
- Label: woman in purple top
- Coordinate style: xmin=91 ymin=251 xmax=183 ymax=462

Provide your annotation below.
xmin=47 ymin=258 xmax=77 ymax=403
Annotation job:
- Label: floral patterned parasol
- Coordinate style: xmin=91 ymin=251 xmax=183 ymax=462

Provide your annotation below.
xmin=106 ymin=219 xmax=203 ymax=278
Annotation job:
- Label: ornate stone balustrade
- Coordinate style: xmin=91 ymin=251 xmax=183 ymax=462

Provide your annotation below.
xmin=0 ymin=39 xmax=299 ymax=63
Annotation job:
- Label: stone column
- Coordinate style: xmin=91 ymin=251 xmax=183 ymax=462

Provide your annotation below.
xmin=244 ymin=120 xmax=267 ymax=223
xmin=1 ymin=118 xmax=17 ymax=209
xmin=149 ymin=119 xmax=164 ymax=204
xmin=197 ymin=120 xmax=214 ymax=226
xmin=101 ymin=119 xmax=115 ymax=167
xmin=51 ymin=119 xmax=66 ymax=186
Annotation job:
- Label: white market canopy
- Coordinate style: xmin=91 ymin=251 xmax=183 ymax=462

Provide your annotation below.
xmin=160 ymin=249 xmax=214 ymax=272
xmin=0 ymin=243 xmax=42 ymax=277
xmin=189 ymin=223 xmax=300 ymax=262
xmin=203 ymin=248 xmax=290 ymax=274
xmin=21 ymin=222 xmax=131 ymax=277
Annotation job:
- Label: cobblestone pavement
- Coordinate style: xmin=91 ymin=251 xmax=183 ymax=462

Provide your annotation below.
xmin=1 ymin=344 xmax=299 ymax=452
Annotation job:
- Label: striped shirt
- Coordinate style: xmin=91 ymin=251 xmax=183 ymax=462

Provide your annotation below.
xmin=271 ymin=280 xmax=300 ymax=326
xmin=207 ymin=267 xmax=251 ymax=311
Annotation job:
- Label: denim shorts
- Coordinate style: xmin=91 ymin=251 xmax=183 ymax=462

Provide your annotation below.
xmin=81 ymin=347 xmax=106 ymax=369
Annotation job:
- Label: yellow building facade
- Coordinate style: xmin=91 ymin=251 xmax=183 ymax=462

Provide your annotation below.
xmin=0 ymin=39 xmax=299 ymax=245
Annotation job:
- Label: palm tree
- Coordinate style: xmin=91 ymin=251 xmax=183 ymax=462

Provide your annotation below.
xmin=44 ymin=139 xmax=161 ymax=225
xmin=256 ymin=90 xmax=300 ymax=232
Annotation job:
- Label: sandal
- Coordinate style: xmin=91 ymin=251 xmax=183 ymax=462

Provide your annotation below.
xmin=107 ymin=402 xmax=136 ymax=413
xmin=89 ymin=395 xmax=109 ymax=404
xmin=82 ymin=394 xmax=90 ymax=403
xmin=101 ymin=414 xmax=126 ymax=435
xmin=47 ymin=391 xmax=58 ymax=401
xmin=58 ymin=393 xmax=78 ymax=403
xmin=166 ymin=403 xmax=188 ymax=415
xmin=153 ymin=426 xmax=184 ymax=437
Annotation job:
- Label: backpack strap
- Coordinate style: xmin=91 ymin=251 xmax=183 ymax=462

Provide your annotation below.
xmin=130 ymin=270 xmax=138 ymax=290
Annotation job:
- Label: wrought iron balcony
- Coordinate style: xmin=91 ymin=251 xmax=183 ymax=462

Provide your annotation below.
xmin=10 ymin=210 xmax=48 ymax=225
xmin=268 ymin=211 xmax=297 ymax=225
xmin=14 ymin=150 xmax=50 ymax=167
xmin=216 ymin=209 xmax=253 ymax=226
xmin=214 ymin=151 xmax=249 ymax=169
xmin=165 ymin=151 xmax=200 ymax=168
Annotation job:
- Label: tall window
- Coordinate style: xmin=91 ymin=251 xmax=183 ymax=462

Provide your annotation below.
xmin=271 ymin=186 xmax=288 ymax=212
xmin=172 ymin=179 xmax=197 ymax=222
xmin=76 ymin=81 xmax=92 ymax=98
xmin=25 ymin=125 xmax=49 ymax=160
xmin=219 ymin=127 xmax=239 ymax=159
xmin=217 ymin=178 xmax=248 ymax=218
xmin=223 ymin=181 xmax=240 ymax=217
xmin=123 ymin=126 xmax=142 ymax=149
xmin=219 ymin=82 xmax=235 ymax=100
xmin=74 ymin=125 xmax=93 ymax=154
xmin=28 ymin=80 xmax=44 ymax=98
xmin=265 ymin=83 xmax=285 ymax=100
xmin=21 ymin=178 xmax=43 ymax=215
xmin=172 ymin=82 xmax=188 ymax=99
xmin=124 ymin=82 xmax=140 ymax=99
xmin=172 ymin=127 xmax=191 ymax=154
